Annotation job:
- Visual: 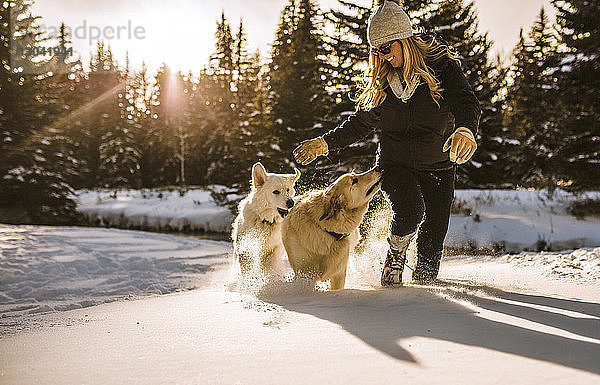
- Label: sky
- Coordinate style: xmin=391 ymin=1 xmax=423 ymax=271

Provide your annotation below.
xmin=29 ymin=0 xmax=555 ymax=74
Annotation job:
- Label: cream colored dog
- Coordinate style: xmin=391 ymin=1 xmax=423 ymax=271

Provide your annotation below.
xmin=281 ymin=168 xmax=382 ymax=290
xmin=232 ymin=162 xmax=300 ymax=277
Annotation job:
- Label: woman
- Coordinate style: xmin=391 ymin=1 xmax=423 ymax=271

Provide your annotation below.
xmin=292 ymin=0 xmax=481 ymax=287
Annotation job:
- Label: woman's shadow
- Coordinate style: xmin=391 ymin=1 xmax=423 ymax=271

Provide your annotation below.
xmin=260 ymin=279 xmax=600 ymax=374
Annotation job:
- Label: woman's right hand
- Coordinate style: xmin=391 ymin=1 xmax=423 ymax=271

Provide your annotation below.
xmin=442 ymin=127 xmax=477 ymax=164
xmin=293 ymin=137 xmax=329 ymax=165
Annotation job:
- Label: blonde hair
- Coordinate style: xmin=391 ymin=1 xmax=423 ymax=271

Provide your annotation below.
xmin=355 ymin=31 xmax=459 ymax=111
xmin=374 ymin=0 xmax=402 ymax=7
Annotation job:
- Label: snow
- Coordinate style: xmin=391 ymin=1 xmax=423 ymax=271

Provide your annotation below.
xmin=76 ymin=188 xmax=235 ymax=233
xmin=0 ymin=225 xmax=230 ymax=318
xmin=0 ymin=224 xmax=599 ymax=384
xmin=501 ymin=248 xmax=600 ymax=281
xmin=76 ymin=188 xmax=600 ymax=252
xmin=446 ymin=189 xmax=600 ymax=252
xmin=2 ymin=187 xmax=600 ymax=384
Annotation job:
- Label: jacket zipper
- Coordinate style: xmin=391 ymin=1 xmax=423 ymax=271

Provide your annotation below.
xmin=408 ymin=99 xmax=416 ymax=168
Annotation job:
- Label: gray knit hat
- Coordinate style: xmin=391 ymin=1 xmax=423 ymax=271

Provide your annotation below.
xmin=367 ymin=0 xmax=414 ymax=48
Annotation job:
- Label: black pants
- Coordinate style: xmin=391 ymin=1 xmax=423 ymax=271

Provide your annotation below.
xmin=381 ymin=165 xmax=456 ymax=281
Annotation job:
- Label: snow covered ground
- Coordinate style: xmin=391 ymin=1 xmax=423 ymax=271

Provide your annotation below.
xmin=1 ymin=224 xmax=599 ymax=384
xmin=1 ymin=188 xmax=599 ymax=384
xmin=0 ymin=225 xmax=230 ymax=320
xmin=447 ymin=189 xmax=600 ymax=252
xmin=76 ymin=188 xmax=236 ymax=233
xmin=75 ymin=188 xmax=600 ymax=252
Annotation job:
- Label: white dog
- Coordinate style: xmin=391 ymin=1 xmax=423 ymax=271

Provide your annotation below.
xmin=281 ymin=168 xmax=382 ymax=290
xmin=232 ymin=162 xmax=300 ymax=276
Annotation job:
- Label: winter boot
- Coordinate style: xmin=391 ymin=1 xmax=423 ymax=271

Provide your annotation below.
xmin=412 ymin=252 xmax=441 ymax=284
xmin=381 ymin=232 xmax=415 ymax=287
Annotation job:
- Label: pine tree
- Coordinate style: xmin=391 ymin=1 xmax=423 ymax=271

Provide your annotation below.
xmin=551 ymin=0 xmax=600 ymax=189
xmin=36 ymin=22 xmax=85 ymax=192
xmin=122 ymin=61 xmax=149 ymax=188
xmin=467 ymin=60 xmax=516 ymax=188
xmin=321 ymin=15 xmax=359 ymax=116
xmin=418 ymin=0 xmax=507 ymax=187
xmin=186 ymin=66 xmax=220 ymax=187
xmin=268 ymin=0 xmax=330 ymax=175
xmin=246 ymin=51 xmax=276 ymax=170
xmin=233 ymin=18 xmax=249 ymax=97
xmin=67 ymin=40 xmax=125 ymax=189
xmin=196 ymin=13 xmax=274 ymax=194
xmin=214 ymin=11 xmax=234 ymax=82
xmin=229 ymin=19 xmax=257 ymax=176
xmin=98 ymin=52 xmax=141 ymax=189
xmin=204 ymin=12 xmax=238 ymax=186
xmin=0 ymin=1 xmax=80 ymax=223
xmin=321 ymin=2 xmax=373 ymax=175
xmin=229 ymin=20 xmax=271 ymax=188
xmin=504 ymin=10 xmax=562 ymax=188
xmin=153 ymin=63 xmax=185 ymax=186
xmin=128 ymin=62 xmax=170 ymax=188
xmin=322 ymin=0 xmax=371 ymax=113
xmin=89 ymin=42 xmax=126 ymax=188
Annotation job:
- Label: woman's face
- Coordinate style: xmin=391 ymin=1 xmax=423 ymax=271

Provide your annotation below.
xmin=375 ymin=40 xmax=404 ymax=68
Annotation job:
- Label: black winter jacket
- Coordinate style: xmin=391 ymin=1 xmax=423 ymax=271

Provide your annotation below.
xmin=322 ymin=55 xmax=482 ymax=171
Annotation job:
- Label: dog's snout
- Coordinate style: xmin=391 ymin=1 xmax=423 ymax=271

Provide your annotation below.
xmin=286 ymin=199 xmax=294 ymax=209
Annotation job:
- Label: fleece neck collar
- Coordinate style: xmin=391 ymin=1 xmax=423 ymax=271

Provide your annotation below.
xmin=387 ymin=69 xmax=420 ymax=102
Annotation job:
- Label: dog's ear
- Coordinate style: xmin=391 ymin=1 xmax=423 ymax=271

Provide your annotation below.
xmin=319 ymin=194 xmax=344 ymax=221
xmin=252 ymin=162 xmax=267 ymax=188
xmin=292 ymin=168 xmax=301 ymax=182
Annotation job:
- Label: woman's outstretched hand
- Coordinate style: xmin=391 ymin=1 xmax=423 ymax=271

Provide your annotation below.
xmin=293 ymin=137 xmax=329 ymax=165
xmin=442 ymin=127 xmax=477 ymax=164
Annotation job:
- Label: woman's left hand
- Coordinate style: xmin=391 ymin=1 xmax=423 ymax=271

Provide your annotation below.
xmin=442 ymin=127 xmax=477 ymax=164
xmin=293 ymin=137 xmax=329 ymax=165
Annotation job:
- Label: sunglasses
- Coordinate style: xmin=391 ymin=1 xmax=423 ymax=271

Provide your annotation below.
xmin=370 ymin=40 xmax=398 ymax=55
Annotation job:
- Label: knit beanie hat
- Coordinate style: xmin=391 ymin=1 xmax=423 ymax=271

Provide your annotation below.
xmin=367 ymin=0 xmax=414 ymax=48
